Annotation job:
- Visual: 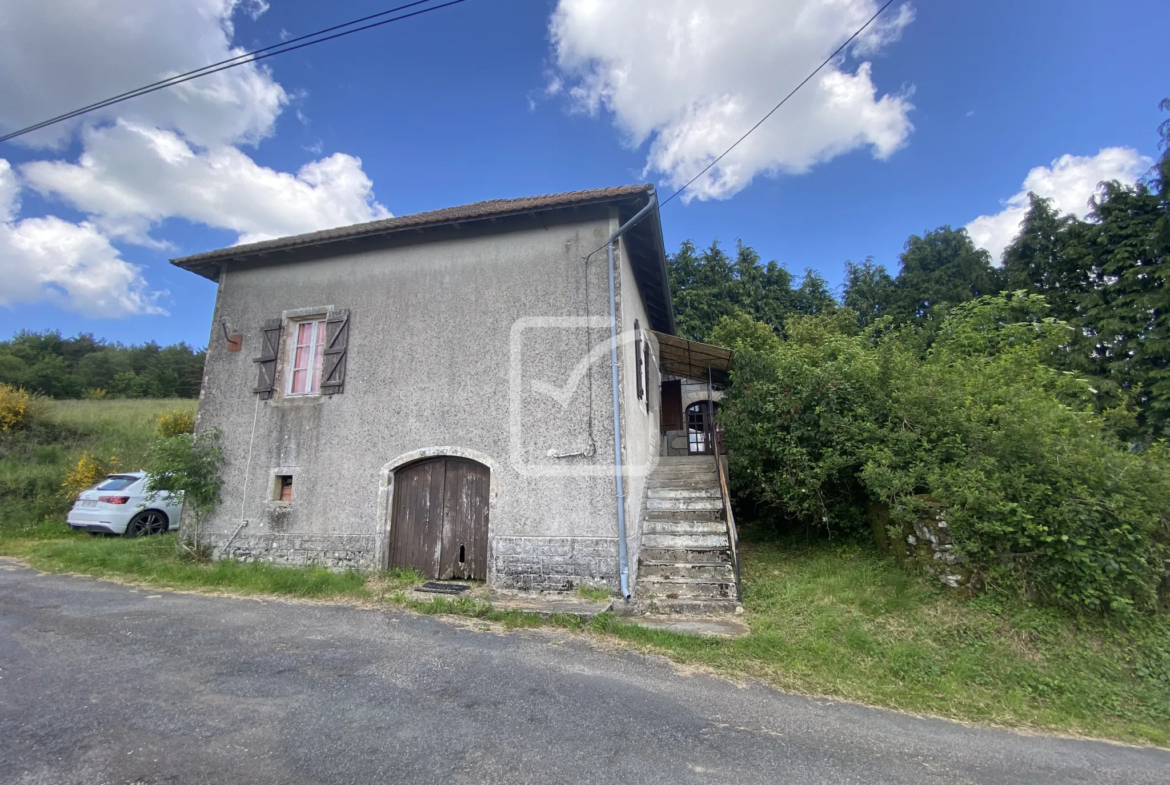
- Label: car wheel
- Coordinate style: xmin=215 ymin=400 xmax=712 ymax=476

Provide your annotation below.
xmin=124 ymin=511 xmax=169 ymax=538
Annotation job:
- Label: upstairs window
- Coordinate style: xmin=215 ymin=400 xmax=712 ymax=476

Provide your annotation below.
xmin=288 ymin=319 xmax=327 ymax=396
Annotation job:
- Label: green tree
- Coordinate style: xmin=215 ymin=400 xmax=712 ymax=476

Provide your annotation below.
xmin=894 ymin=227 xmax=1004 ymax=323
xmin=793 ymin=269 xmax=836 ymax=316
xmin=668 ymin=240 xmax=741 ymax=341
xmin=21 ymin=355 xmax=82 ymax=398
xmin=146 ymin=428 xmax=225 ymax=555
xmin=76 ymin=349 xmax=132 ymax=392
xmin=843 ymin=258 xmax=898 ymax=328
xmin=1001 ymin=194 xmax=1092 ymax=322
xmin=668 ymin=239 xmax=805 ymax=341
xmin=1080 ymin=179 xmax=1170 ymax=438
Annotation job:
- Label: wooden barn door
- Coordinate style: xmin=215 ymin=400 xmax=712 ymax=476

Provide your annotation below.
xmin=389 ymin=457 xmax=489 ymax=580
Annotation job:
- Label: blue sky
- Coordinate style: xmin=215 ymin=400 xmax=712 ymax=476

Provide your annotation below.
xmin=0 ymin=0 xmax=1166 ymax=348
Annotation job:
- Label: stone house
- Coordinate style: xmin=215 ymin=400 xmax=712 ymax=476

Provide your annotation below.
xmin=173 ymin=184 xmax=739 ymax=607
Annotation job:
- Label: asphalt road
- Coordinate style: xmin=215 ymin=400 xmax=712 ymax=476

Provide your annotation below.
xmin=1 ymin=561 xmax=1166 ymax=785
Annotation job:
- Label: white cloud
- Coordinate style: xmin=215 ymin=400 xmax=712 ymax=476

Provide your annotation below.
xmin=0 ymin=0 xmax=392 ymax=319
xmin=0 ymin=160 xmax=166 ymax=317
xmin=242 ymin=0 xmax=270 ymax=21
xmin=0 ymin=160 xmax=19 ymax=223
xmin=23 ymin=122 xmax=390 ymax=247
xmin=966 ymin=148 xmax=1151 ymax=264
xmin=0 ymin=0 xmax=285 ymax=149
xmin=548 ymin=0 xmax=915 ymax=201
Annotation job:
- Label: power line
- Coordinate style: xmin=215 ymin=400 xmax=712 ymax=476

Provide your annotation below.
xmin=0 ymin=0 xmax=470 ymax=144
xmin=583 ymin=0 xmax=897 ymax=261
xmin=659 ymin=0 xmax=897 ymax=208
xmin=2 ymin=0 xmax=439 ymax=142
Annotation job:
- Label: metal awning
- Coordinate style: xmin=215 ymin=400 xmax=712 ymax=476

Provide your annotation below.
xmin=650 ymin=330 xmax=734 ymax=381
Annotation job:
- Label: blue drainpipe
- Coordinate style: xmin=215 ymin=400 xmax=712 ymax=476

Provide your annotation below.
xmin=605 ymin=193 xmax=659 ymax=601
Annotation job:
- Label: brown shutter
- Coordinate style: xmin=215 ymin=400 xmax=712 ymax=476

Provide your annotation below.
xmin=635 ymin=322 xmax=644 ymax=400
xmin=320 ymin=308 xmax=350 ymax=395
xmin=252 ymin=318 xmax=282 ymax=399
xmin=661 ymin=379 xmax=682 ymax=430
xmin=644 ymin=339 xmax=651 ymax=404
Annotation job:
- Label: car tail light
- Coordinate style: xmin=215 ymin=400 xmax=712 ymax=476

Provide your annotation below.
xmin=98 ymin=495 xmax=130 ymax=504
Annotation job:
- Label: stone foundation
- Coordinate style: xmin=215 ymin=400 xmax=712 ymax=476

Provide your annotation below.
xmin=490 ymin=536 xmax=619 ymax=592
xmin=210 ymin=533 xmax=377 ymax=570
xmin=204 ymin=531 xmax=621 ymax=589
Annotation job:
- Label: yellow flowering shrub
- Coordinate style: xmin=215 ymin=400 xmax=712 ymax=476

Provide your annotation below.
xmin=0 ymin=383 xmax=32 ymax=432
xmin=156 ymin=409 xmax=196 ymax=437
xmin=61 ymin=451 xmax=119 ymax=499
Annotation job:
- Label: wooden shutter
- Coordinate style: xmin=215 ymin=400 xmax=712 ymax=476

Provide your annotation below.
xmin=661 ymin=379 xmax=683 ymax=430
xmin=252 ymin=318 xmax=282 ymax=400
xmin=635 ymin=322 xmax=644 ymax=400
xmin=320 ymin=308 xmax=350 ymax=395
xmin=644 ymin=339 xmax=651 ymax=403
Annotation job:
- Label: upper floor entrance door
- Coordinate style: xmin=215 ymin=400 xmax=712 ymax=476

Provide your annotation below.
xmin=686 ymin=401 xmax=718 ymax=455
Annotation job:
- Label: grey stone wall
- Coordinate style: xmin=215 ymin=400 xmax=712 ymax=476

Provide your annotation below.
xmin=870 ymin=497 xmax=980 ymax=593
xmin=211 ymin=533 xmax=377 ymax=569
xmin=490 ymin=536 xmax=619 ymax=591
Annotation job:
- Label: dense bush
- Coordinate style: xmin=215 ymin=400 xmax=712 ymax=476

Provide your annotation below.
xmin=146 ymin=428 xmax=225 ymax=552
xmin=156 ymin=409 xmax=196 ymax=437
xmin=717 ymin=294 xmax=1170 ymax=615
xmin=0 ymin=383 xmax=33 ymax=432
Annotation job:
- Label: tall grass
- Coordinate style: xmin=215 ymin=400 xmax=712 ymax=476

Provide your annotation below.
xmin=21 ymin=534 xmax=372 ymax=598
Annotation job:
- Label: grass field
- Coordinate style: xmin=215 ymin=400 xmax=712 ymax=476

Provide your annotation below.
xmin=1 ymin=399 xmax=1168 ymax=746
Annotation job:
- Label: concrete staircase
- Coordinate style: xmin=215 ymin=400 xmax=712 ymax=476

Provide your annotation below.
xmin=635 ymin=455 xmax=740 ymax=614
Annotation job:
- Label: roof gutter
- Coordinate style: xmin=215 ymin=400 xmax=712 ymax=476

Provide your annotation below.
xmin=606 ymin=192 xmax=659 ymax=601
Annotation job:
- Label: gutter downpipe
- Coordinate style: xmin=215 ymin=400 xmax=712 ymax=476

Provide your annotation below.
xmin=606 ymin=193 xmax=659 ymax=602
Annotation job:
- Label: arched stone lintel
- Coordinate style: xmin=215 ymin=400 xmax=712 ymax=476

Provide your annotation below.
xmin=682 ymin=389 xmax=722 ymax=408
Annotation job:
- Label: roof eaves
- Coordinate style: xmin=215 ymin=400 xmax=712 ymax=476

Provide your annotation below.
xmin=170 ymin=184 xmax=654 ymax=269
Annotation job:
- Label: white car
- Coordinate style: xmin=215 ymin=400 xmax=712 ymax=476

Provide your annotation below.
xmin=67 ymin=472 xmax=184 ymax=537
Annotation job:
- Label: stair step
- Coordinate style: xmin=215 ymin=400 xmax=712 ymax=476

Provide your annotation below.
xmin=648 ymin=481 xmax=721 ymax=494
xmin=642 ymin=533 xmax=730 ymax=549
xmin=637 ymin=576 xmax=736 ymax=599
xmin=650 ymin=466 xmax=717 ymax=476
xmin=639 ymin=547 xmax=730 ymax=563
xmin=644 ymin=520 xmax=726 ymax=536
xmin=643 ymin=509 xmax=724 ymax=522
xmin=641 ymin=598 xmax=741 ymax=615
xmin=638 ymin=561 xmax=735 ymax=580
xmin=647 ymin=497 xmax=723 ymax=511
xmin=647 ymin=488 xmax=721 ymax=500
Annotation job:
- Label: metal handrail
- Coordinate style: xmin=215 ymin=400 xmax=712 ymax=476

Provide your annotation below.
xmin=714 ymin=425 xmax=743 ymax=603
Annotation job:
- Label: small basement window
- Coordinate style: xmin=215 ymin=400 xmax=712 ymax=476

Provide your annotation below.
xmin=275 ymin=475 xmax=293 ymax=502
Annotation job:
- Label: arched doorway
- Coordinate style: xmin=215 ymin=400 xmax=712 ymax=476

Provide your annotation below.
xmin=686 ymin=400 xmax=719 ymax=455
xmin=389 ymin=457 xmax=489 ymax=580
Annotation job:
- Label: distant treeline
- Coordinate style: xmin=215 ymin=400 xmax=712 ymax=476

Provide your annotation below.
xmin=0 ymin=331 xmax=205 ymax=399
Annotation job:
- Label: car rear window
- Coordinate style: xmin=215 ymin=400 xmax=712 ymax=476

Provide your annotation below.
xmin=96 ymin=475 xmax=141 ymax=491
